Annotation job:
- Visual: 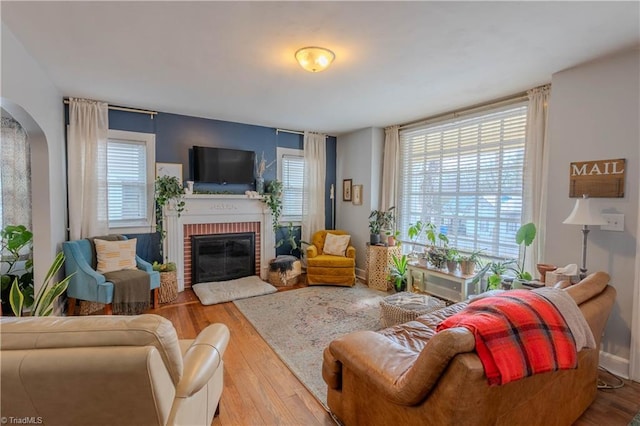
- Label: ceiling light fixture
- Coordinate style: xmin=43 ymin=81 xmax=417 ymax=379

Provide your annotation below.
xmin=295 ymin=46 xmax=335 ymax=72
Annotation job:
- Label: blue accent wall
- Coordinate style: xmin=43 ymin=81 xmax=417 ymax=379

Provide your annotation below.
xmin=66 ymin=106 xmax=337 ymax=259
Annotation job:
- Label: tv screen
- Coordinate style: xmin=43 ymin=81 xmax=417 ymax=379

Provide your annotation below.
xmin=193 ymin=146 xmax=256 ymax=184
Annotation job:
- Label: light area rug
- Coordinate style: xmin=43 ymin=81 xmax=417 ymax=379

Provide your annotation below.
xmin=630 ymin=410 xmax=640 ymax=426
xmin=192 ymin=275 xmax=277 ymax=305
xmin=233 ymin=282 xmax=389 ymax=409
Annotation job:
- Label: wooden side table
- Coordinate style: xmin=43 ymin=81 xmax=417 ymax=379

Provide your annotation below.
xmin=365 ymin=244 xmax=401 ymax=291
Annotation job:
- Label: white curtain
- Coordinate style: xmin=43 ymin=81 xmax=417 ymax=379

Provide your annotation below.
xmin=68 ymin=98 xmax=109 ymax=240
xmin=1 ymin=116 xmax=31 ymax=230
xmin=381 ymin=125 xmax=399 ymax=211
xmin=523 ymin=84 xmax=551 ymax=276
xmin=302 ymin=132 xmax=326 ymax=245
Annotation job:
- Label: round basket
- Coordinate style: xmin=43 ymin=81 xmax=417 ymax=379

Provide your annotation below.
xmin=159 ymin=271 xmax=178 ymax=304
xmin=267 ymin=257 xmax=301 ymax=287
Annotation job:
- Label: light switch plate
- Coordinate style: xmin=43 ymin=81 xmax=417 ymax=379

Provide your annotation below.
xmin=601 ymin=213 xmax=624 ymax=231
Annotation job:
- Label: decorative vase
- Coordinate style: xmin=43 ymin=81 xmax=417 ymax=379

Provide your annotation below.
xmin=256 ymin=177 xmax=265 ymax=194
xmin=370 ymin=234 xmax=381 ymax=245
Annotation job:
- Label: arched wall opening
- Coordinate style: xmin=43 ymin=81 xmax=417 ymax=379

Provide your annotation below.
xmin=1 ymin=98 xmax=55 ymax=292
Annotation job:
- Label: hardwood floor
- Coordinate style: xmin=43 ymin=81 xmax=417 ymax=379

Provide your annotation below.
xmin=147 ymin=288 xmax=640 ymax=426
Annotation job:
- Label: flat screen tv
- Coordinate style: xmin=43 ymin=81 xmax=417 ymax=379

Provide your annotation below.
xmin=193 ymin=146 xmax=256 ymax=184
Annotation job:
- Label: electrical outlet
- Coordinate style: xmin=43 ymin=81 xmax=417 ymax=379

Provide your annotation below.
xmin=601 ymin=213 xmax=624 ymax=232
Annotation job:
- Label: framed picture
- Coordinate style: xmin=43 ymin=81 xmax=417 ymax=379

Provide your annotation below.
xmin=343 ymin=179 xmax=352 ymax=201
xmin=156 ymin=162 xmax=183 ymax=184
xmin=352 ymin=185 xmax=363 ymax=205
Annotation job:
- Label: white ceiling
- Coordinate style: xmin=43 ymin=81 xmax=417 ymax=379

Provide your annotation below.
xmin=2 ymin=1 xmax=639 ymax=135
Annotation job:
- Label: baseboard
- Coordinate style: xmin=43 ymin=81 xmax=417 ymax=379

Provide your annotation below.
xmin=599 ymin=350 xmax=630 ymax=379
xmin=356 ymin=267 xmax=366 ymax=282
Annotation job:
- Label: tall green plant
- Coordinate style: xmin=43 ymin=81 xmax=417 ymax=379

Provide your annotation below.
xmin=389 ymin=254 xmax=409 ymax=292
xmin=510 ymin=222 xmax=536 ymax=280
xmin=10 ymin=252 xmax=72 ymax=317
xmin=1 ymin=224 xmax=34 ymax=308
xmin=262 ymin=180 xmax=283 ymax=243
xmin=155 ymin=175 xmax=186 ymax=260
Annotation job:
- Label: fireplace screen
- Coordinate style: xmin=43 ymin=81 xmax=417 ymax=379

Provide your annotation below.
xmin=191 ymin=232 xmax=255 ymax=284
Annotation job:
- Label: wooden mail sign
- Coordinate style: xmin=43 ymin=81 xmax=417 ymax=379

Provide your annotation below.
xmin=569 ymin=158 xmax=625 ymax=198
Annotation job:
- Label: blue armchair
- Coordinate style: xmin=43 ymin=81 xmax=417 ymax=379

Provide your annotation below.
xmin=62 ymin=236 xmax=160 ymax=315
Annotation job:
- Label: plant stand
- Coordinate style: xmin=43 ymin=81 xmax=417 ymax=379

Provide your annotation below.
xmin=365 ymin=244 xmax=401 ymax=291
xmin=159 ymin=270 xmax=178 ymax=303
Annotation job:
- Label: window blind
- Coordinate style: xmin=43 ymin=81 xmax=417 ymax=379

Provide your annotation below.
xmin=107 ymin=139 xmax=148 ymax=225
xmin=398 ymin=103 xmax=528 ymax=259
xmin=281 ymin=154 xmax=304 ymax=221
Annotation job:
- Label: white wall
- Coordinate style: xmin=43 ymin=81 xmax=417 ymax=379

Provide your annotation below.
xmin=1 ymin=23 xmax=66 ymax=288
xmin=545 ymin=47 xmax=639 ymax=375
xmin=336 ymin=127 xmax=384 ymax=275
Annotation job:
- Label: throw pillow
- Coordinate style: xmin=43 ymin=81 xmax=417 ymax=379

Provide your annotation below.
xmin=95 ymin=238 xmax=138 ymax=273
xmin=323 ymin=233 xmax=351 ymax=256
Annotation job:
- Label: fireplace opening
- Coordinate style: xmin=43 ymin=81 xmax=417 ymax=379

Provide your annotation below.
xmin=191 ymin=232 xmax=255 ymax=284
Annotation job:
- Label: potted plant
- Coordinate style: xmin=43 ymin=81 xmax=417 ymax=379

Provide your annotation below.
xmin=445 ymin=247 xmax=459 ymax=273
xmin=152 ymin=260 xmax=178 ymax=304
xmin=9 ymin=252 xmax=71 ymax=317
xmin=458 ymin=249 xmax=483 ymax=275
xmin=155 ymin=175 xmax=186 ymax=261
xmin=407 ymin=220 xmax=425 ymax=259
xmin=509 ymin=222 xmax=537 ymax=288
xmin=424 ymin=222 xmax=449 ymax=269
xmin=369 ymin=207 xmax=395 ymax=245
xmin=385 ymin=229 xmax=400 ymax=247
xmin=1 ymin=224 xmax=35 ymax=314
xmin=255 ymin=151 xmax=275 ymax=195
xmin=261 ymin=180 xmax=283 ymax=242
xmin=389 ymin=254 xmax=409 ymax=292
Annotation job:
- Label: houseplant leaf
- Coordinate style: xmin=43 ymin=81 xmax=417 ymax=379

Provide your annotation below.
xmin=515 ymin=222 xmax=536 ymax=247
xmin=9 ymin=277 xmax=24 ymax=317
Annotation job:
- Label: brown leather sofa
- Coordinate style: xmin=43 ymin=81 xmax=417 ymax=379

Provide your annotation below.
xmin=323 ymin=272 xmax=616 ymax=426
xmin=1 ymin=314 xmax=229 ymax=426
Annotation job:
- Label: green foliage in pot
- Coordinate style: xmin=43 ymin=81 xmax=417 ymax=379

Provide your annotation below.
xmin=1 ymin=224 xmax=34 ymax=309
xmin=10 ymin=252 xmax=71 ymax=317
xmin=369 ymin=207 xmax=395 ymax=235
xmin=509 ymin=222 xmax=537 ymax=281
xmin=152 ymin=261 xmax=177 ymax=272
xmin=262 ymin=180 xmax=283 ymax=240
xmin=389 ymin=254 xmax=409 ymax=292
xmin=155 ymin=175 xmax=186 ymax=260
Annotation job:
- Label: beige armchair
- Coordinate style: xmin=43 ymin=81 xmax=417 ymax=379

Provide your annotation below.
xmin=1 ymin=314 xmax=229 ymax=426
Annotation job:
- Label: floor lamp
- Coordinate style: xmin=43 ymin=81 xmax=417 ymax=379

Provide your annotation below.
xmin=562 ymin=194 xmax=607 ymax=280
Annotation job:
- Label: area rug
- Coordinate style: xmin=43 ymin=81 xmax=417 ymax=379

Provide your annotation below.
xmin=192 ymin=275 xmax=277 ymax=305
xmin=630 ymin=410 xmax=640 ymax=426
xmin=233 ymin=282 xmax=388 ymax=408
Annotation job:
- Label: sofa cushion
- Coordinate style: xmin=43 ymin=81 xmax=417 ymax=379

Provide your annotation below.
xmin=94 ymin=238 xmax=137 ymax=273
xmin=307 ymin=254 xmax=355 ymax=268
xmin=323 ymin=233 xmax=351 ymax=256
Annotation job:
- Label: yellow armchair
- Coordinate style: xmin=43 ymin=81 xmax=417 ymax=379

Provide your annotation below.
xmin=306 ymin=230 xmax=356 ymax=287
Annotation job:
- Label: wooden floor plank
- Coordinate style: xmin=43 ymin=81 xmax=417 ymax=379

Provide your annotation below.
xmin=149 ymin=288 xmax=640 ymax=426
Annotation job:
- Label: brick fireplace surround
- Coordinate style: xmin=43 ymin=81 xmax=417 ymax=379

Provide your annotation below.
xmin=163 ymin=195 xmax=275 ymax=291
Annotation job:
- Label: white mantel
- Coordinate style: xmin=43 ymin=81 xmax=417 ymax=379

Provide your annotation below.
xmin=164 ymin=194 xmax=275 ymax=291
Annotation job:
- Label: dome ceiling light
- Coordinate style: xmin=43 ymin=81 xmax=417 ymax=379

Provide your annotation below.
xmin=295 ymin=46 xmax=335 ymax=72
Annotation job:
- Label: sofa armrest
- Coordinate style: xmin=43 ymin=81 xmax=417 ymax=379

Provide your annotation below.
xmin=176 ymin=324 xmax=230 ymax=398
xmin=306 ymin=245 xmax=318 ymax=259
xmin=328 ymin=327 xmax=475 ymax=406
xmin=346 ymin=246 xmax=356 ymax=259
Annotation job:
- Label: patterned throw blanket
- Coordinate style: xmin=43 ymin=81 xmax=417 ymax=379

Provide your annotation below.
xmin=437 ymin=290 xmax=578 ymax=385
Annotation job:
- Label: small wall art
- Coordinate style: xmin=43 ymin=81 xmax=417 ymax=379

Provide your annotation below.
xmin=352 ymin=184 xmax=363 ymax=205
xmin=343 ymin=179 xmax=352 ymax=201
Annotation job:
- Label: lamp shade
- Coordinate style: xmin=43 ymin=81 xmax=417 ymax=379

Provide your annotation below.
xmin=563 ymin=195 xmax=607 ymax=226
xmin=295 ymin=47 xmax=335 ymax=72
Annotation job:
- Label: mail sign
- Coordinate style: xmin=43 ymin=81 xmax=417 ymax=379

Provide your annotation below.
xmin=569 ymin=158 xmax=625 ymax=198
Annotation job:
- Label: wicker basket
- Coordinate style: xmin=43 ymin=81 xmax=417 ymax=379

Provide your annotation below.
xmin=379 ymin=292 xmax=446 ymax=327
xmin=268 ymin=258 xmax=301 ymax=287
xmin=159 ymin=271 xmax=178 ymax=303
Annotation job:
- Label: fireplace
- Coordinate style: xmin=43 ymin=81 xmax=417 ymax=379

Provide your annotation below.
xmin=163 ymin=194 xmax=276 ymax=291
xmin=191 ymin=232 xmax=255 ymax=284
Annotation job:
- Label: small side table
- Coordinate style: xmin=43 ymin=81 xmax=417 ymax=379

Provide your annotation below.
xmin=365 ymin=244 xmax=401 ymax=291
xmin=379 ymin=292 xmax=446 ymax=327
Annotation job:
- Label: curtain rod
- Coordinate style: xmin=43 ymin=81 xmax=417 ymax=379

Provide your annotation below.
xmin=63 ymin=99 xmax=158 ymax=119
xmin=399 ymin=91 xmax=529 ymax=131
xmin=276 ymin=128 xmax=304 ymax=136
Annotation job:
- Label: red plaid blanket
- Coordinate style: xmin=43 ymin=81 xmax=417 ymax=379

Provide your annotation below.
xmin=436 ymin=290 xmax=577 ymax=385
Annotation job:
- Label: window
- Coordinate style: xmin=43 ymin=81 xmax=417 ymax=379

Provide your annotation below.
xmin=1 ymin=116 xmax=31 ymax=230
xmin=397 ymin=103 xmax=528 ymax=259
xmin=107 ymin=130 xmax=155 ymax=231
xmin=277 ymin=147 xmax=304 ymax=223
